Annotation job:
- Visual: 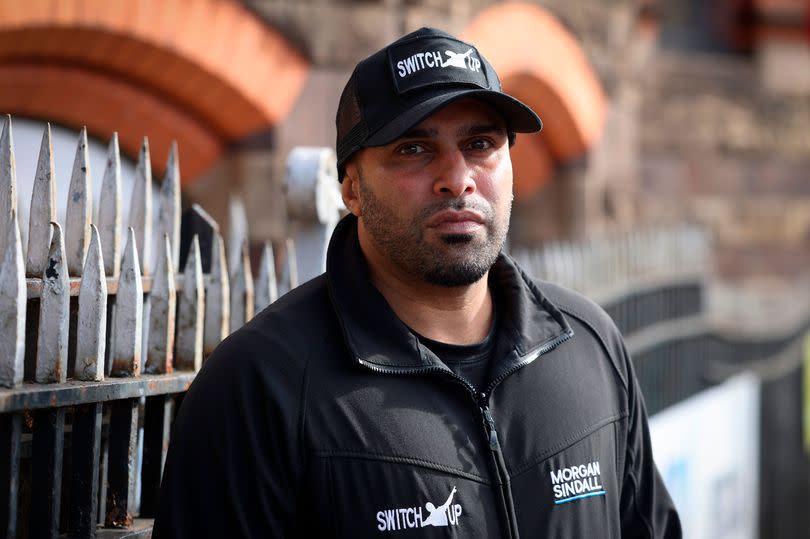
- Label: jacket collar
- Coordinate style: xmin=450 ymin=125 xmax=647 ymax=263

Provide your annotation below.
xmin=326 ymin=214 xmax=571 ymax=371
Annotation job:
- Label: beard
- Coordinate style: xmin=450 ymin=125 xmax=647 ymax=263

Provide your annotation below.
xmin=358 ymin=173 xmax=511 ymax=288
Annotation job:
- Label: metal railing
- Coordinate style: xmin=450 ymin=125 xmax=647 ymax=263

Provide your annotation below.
xmin=511 ymin=227 xmax=810 ymax=415
xmin=0 ymin=117 xmax=334 ymax=538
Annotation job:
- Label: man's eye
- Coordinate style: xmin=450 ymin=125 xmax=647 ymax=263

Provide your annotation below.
xmin=397 ymin=143 xmax=426 ymax=155
xmin=468 ymin=138 xmax=493 ymax=151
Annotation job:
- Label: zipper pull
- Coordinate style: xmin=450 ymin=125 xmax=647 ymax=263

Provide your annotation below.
xmin=481 ymin=405 xmax=500 ymax=451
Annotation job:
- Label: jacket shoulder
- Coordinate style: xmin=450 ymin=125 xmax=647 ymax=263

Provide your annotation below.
xmin=533 ymin=279 xmax=631 ymax=391
xmin=196 ymin=274 xmax=336 ymax=386
xmin=248 ymin=273 xmax=336 ymax=346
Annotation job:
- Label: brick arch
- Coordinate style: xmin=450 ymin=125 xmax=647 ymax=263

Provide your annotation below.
xmin=0 ymin=0 xmax=310 ymax=183
xmin=462 ymin=3 xmax=606 ymax=198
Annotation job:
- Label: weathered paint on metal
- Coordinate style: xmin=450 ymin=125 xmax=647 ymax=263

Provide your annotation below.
xmin=0 ymin=372 xmax=195 ymax=413
xmin=0 ymin=115 xmax=17 ymax=256
xmin=65 ymin=127 xmax=93 ymax=277
xmin=157 ymin=142 xmax=180 ymax=272
xmin=139 ymin=395 xmax=173 ymax=518
xmin=229 ymin=241 xmax=254 ymax=332
xmin=0 ymin=211 xmax=25 ymax=388
xmin=286 ymin=238 xmax=299 ymax=289
xmin=36 ymin=222 xmax=69 ymax=384
xmin=26 ymin=123 xmax=57 ymax=278
xmin=0 ymin=414 xmax=22 ymax=538
xmin=145 ymin=234 xmax=176 ymax=374
xmin=130 ymin=137 xmax=152 ymax=276
xmin=26 ymin=274 xmax=156 ymax=299
xmin=29 ymin=407 xmax=65 ymax=538
xmin=203 ymin=232 xmax=229 ymax=358
xmin=255 ymin=241 xmax=278 ymax=313
xmin=175 ymin=235 xmax=204 ymax=372
xmin=105 ymin=399 xmax=138 ymax=529
xmin=68 ymin=401 xmax=102 ymax=538
xmin=76 ymin=225 xmax=107 ymax=382
xmin=98 ymin=132 xmax=123 ymax=278
xmin=180 ymin=203 xmax=218 ymax=274
xmin=227 ymin=195 xmax=249 ymax=275
xmin=111 ymin=228 xmax=143 ymax=377
xmin=95 ymin=519 xmax=154 ymax=538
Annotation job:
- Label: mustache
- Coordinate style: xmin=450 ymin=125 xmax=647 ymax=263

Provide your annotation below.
xmin=416 ymin=198 xmax=493 ymax=222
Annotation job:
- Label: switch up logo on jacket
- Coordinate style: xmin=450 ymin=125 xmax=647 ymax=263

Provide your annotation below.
xmin=550 ymin=461 xmax=606 ymax=505
xmin=376 ymin=486 xmax=462 ymax=532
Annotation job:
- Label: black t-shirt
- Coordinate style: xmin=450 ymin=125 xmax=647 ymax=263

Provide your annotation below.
xmin=414 ymin=320 xmax=496 ymax=392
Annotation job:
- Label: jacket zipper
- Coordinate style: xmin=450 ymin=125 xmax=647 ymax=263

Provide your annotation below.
xmin=480 ymin=399 xmax=519 ymax=539
xmin=475 ymin=328 xmax=573 ymax=539
xmin=356 ymin=328 xmax=574 ymax=539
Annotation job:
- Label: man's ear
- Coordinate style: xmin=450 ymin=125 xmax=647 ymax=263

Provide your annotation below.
xmin=341 ymin=163 xmax=362 ymax=217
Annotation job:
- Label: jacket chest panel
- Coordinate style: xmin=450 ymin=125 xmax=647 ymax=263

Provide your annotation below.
xmin=307 ymin=372 xmax=492 ymax=477
xmin=510 ymin=421 xmax=623 ymax=538
xmin=489 ymin=347 xmax=626 ymax=472
xmin=481 ymin=350 xmax=626 ymax=537
xmin=304 ymin=374 xmax=506 ymax=537
xmin=306 ymin=455 xmax=501 ymax=537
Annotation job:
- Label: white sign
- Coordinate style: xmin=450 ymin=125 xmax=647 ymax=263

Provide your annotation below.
xmin=649 ymin=373 xmax=760 ymax=539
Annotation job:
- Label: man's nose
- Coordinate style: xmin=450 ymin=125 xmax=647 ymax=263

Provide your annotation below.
xmin=433 ymin=149 xmax=476 ymax=197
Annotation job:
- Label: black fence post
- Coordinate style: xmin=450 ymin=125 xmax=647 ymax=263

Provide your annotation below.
xmin=0 ymin=414 xmax=21 ymax=539
xmin=29 ymin=408 xmax=65 ymax=539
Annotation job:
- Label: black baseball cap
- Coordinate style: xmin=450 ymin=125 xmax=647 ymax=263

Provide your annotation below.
xmin=335 ymin=27 xmax=543 ymax=181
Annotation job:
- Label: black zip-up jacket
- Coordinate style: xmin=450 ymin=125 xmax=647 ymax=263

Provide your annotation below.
xmin=153 ymin=215 xmax=681 ymax=538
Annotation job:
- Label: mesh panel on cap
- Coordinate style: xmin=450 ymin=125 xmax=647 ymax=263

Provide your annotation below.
xmin=336 ymin=70 xmax=367 ymax=160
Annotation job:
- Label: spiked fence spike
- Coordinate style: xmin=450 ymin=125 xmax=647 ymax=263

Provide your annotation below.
xmin=176 ymin=235 xmax=204 ymax=372
xmin=179 ymin=203 xmax=218 ymax=274
xmin=0 ymin=115 xmax=17 ymax=253
xmin=36 ymin=222 xmax=69 ymax=383
xmin=65 ymin=127 xmax=92 ymax=276
xmin=255 ymin=241 xmax=278 ymax=313
xmin=130 ymin=137 xmax=152 ymax=275
xmin=286 ymin=238 xmax=299 ymax=289
xmin=75 ymin=225 xmax=107 ymax=381
xmin=111 ymin=228 xmax=143 ymax=376
xmin=157 ymin=142 xmax=180 ymax=272
xmin=98 ymin=132 xmax=122 ymax=277
xmin=26 ymin=124 xmax=58 ymax=277
xmin=204 ymin=232 xmax=229 ymax=357
xmin=227 ymin=195 xmax=248 ymax=274
xmin=145 ymin=234 xmax=176 ymax=374
xmin=229 ymin=241 xmax=254 ymax=332
xmin=0 ymin=210 xmax=25 ymax=387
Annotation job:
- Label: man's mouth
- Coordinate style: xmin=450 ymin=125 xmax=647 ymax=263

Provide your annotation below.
xmin=426 ymin=210 xmax=485 ymax=234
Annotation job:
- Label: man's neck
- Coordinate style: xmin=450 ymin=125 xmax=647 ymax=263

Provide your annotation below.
xmin=360 ymin=240 xmax=494 ymax=346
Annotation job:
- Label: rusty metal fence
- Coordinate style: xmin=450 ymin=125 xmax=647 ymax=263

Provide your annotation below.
xmin=0 ymin=116 xmax=301 ymax=538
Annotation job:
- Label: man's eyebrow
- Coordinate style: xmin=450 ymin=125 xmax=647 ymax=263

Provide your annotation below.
xmin=458 ymin=123 xmax=507 ymax=137
xmin=397 ymin=127 xmax=438 ymax=140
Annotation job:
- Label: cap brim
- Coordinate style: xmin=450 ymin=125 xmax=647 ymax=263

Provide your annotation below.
xmin=363 ymin=89 xmax=543 ymax=148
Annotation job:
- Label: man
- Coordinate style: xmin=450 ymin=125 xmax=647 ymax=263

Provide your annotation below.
xmin=153 ymin=27 xmax=681 ymax=538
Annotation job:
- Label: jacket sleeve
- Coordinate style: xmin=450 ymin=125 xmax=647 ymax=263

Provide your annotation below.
xmin=151 ymin=325 xmax=307 ymax=538
xmin=619 ymin=343 xmax=682 ymax=538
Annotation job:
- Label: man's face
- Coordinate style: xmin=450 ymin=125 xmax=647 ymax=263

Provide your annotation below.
xmin=342 ymin=98 xmax=513 ymax=287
